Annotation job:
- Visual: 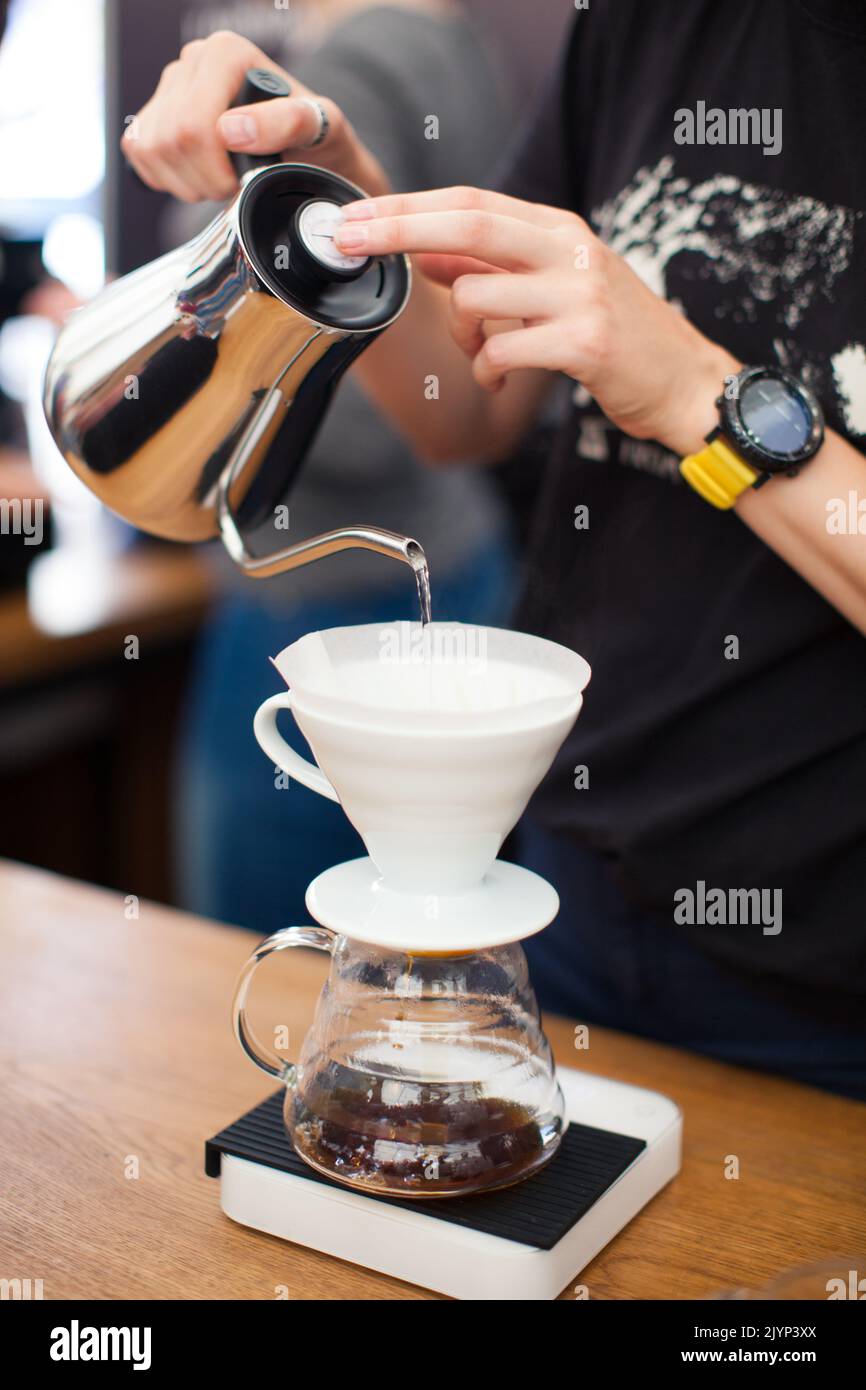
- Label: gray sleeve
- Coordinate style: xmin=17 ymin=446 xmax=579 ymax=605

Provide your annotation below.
xmin=297 ymin=54 xmax=417 ymax=193
xmin=294 ymin=9 xmax=509 ymax=195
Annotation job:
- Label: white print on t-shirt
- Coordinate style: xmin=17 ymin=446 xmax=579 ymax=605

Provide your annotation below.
xmin=593 ymin=155 xmax=857 ymax=328
xmin=831 ymin=344 xmax=866 ymax=436
xmin=577 ymin=155 xmax=866 ymax=476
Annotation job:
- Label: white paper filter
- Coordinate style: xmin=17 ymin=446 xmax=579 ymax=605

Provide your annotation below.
xmin=271 ymin=622 xmax=591 ymax=732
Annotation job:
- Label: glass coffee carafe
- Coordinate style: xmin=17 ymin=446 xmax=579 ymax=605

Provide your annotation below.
xmin=233 ymin=926 xmax=566 ymax=1199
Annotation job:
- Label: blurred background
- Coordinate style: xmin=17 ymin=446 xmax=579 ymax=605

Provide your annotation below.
xmin=0 ymin=0 xmax=573 ymax=927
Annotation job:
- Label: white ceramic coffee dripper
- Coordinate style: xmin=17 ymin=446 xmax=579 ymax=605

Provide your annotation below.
xmin=253 ymin=621 xmax=591 ymax=950
xmin=233 ymin=621 xmax=592 ymax=1200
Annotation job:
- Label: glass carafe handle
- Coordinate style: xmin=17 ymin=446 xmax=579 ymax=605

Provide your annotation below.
xmin=232 ymin=926 xmax=336 ymax=1084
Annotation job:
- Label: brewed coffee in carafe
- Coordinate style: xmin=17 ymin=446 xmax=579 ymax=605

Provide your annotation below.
xmin=291 ymin=944 xmax=561 ymax=1197
xmin=236 ymin=933 xmax=566 ymax=1199
xmin=293 ymin=1068 xmax=549 ymax=1196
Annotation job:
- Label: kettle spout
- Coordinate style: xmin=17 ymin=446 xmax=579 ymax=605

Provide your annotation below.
xmin=219 ymin=505 xmax=427 ymax=583
xmin=214 ymin=382 xmax=430 ymax=611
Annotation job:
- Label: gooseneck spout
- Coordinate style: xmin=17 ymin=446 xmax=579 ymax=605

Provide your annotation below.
xmin=219 ymin=500 xmax=426 ymax=581
xmin=214 ymin=386 xmax=427 ymax=581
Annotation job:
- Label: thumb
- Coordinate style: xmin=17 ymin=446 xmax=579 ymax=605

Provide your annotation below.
xmin=218 ymin=95 xmax=328 ymax=156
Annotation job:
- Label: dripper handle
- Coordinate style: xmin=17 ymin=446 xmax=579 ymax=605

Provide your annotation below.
xmin=232 ymin=925 xmax=337 ymax=1083
xmin=229 ymin=67 xmax=292 ymax=178
xmin=254 ymin=692 xmax=341 ymax=802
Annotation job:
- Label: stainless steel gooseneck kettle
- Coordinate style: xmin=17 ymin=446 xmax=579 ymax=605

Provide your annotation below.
xmin=42 ymin=69 xmax=422 ymax=581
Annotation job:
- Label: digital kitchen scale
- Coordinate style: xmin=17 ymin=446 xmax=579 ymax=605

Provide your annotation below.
xmin=206 ymin=1067 xmax=682 ymax=1301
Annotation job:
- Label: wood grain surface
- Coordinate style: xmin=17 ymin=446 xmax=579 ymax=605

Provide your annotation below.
xmin=0 ymin=860 xmax=863 ymax=1301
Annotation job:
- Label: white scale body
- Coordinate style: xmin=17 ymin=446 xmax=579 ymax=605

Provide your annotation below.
xmin=218 ymin=1065 xmax=682 ymax=1301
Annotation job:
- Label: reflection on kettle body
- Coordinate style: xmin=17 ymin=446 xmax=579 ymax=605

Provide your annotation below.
xmin=43 ymin=162 xmax=421 ymax=580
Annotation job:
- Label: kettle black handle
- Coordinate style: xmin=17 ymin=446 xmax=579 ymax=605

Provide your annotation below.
xmin=229 ymin=67 xmax=293 ymax=179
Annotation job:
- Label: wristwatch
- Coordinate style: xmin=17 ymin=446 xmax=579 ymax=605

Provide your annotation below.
xmin=680 ymin=365 xmax=825 ymax=510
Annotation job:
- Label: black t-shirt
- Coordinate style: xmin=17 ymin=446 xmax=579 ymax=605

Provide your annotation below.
xmin=500 ymin=0 xmax=866 ymax=994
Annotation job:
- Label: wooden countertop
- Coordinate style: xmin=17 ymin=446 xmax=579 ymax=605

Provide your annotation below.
xmin=0 ymin=544 xmax=213 ymax=690
xmin=0 ymin=859 xmax=863 ymax=1301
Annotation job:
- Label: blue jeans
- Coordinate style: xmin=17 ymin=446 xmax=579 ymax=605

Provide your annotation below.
xmin=515 ymin=819 xmax=866 ymax=1100
xmin=175 ymin=539 xmax=514 ymax=937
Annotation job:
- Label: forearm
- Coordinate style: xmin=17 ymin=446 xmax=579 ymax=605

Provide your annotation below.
xmin=735 ymin=430 xmax=866 ymax=635
xmin=353 ymin=271 xmax=549 ymax=463
xmin=334 ymin=185 xmax=866 ymax=627
xmin=678 ymin=349 xmax=866 ymax=634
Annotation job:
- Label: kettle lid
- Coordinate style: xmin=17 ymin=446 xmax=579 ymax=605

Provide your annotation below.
xmin=238 ymin=164 xmax=410 ymax=333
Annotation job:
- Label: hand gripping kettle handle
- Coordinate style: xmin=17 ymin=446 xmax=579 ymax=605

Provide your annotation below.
xmin=229 ymin=67 xmax=293 ymax=178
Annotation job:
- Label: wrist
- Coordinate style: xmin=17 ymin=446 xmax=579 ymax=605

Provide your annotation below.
xmin=664 ymin=344 xmax=742 ymax=458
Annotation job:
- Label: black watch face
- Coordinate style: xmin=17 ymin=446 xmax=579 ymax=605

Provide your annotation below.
xmin=725 ymin=368 xmax=824 ymax=471
xmin=740 ymin=377 xmax=811 ymax=453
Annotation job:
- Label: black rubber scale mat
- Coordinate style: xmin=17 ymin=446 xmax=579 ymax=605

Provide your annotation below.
xmin=206 ymin=1091 xmax=646 ymax=1251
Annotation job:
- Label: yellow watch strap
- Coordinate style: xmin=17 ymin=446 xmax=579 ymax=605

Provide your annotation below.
xmin=679 ymin=436 xmax=760 ymax=510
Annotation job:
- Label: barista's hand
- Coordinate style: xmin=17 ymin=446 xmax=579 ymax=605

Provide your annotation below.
xmin=122 ymin=30 xmax=391 ymax=204
xmin=335 ymin=187 xmax=739 ymax=458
